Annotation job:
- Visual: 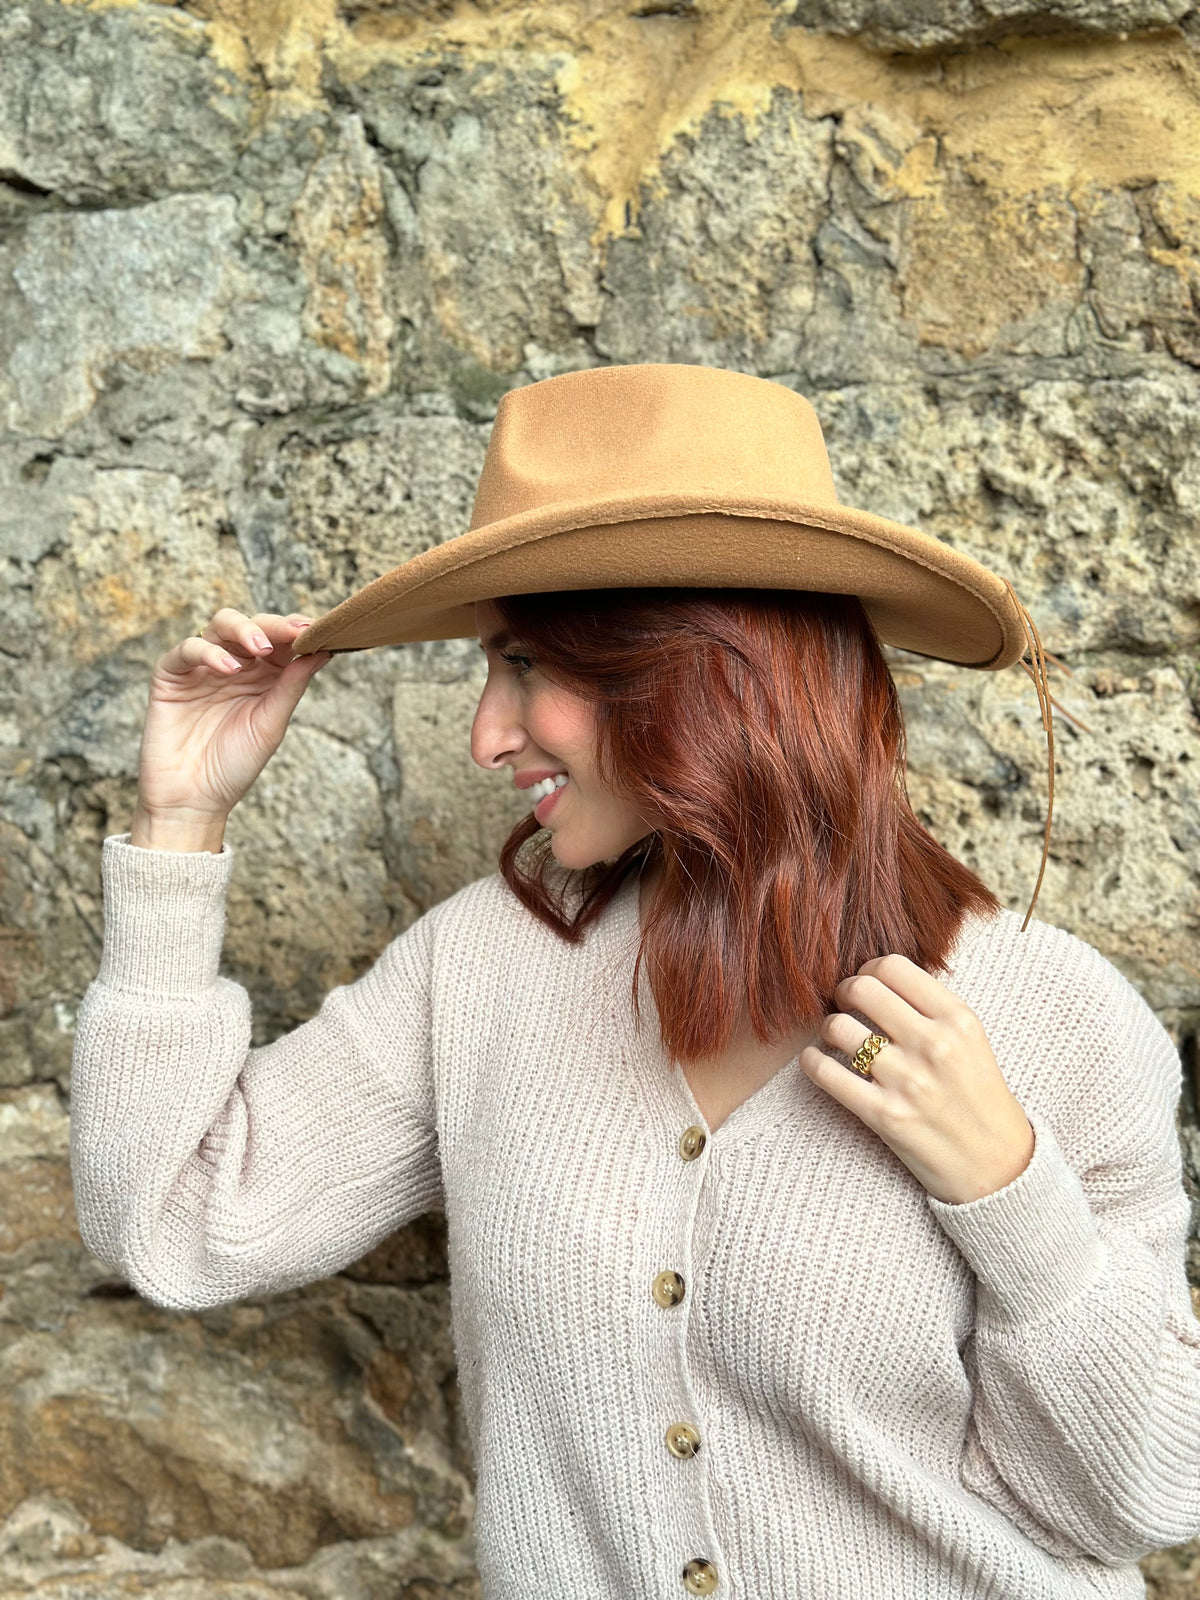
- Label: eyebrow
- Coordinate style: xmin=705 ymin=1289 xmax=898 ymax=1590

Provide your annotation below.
xmin=477 ymin=630 xmax=515 ymax=652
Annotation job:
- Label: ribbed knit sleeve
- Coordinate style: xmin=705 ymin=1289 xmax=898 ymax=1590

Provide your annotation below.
xmin=69 ymin=833 xmax=444 ymax=1311
xmin=925 ymin=946 xmax=1200 ymax=1564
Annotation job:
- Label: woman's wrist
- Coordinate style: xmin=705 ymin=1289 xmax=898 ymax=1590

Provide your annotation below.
xmin=129 ymin=802 xmax=228 ymax=854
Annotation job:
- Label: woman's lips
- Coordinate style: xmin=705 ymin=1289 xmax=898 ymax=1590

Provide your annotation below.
xmin=534 ymin=779 xmax=567 ymax=822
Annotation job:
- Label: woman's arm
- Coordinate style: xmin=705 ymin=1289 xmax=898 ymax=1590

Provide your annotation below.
xmin=926 ymin=957 xmax=1200 ymax=1564
xmin=69 ymin=833 xmax=444 ymax=1311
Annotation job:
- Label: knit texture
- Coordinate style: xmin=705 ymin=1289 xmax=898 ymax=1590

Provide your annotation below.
xmin=70 ymin=834 xmax=1200 ymax=1599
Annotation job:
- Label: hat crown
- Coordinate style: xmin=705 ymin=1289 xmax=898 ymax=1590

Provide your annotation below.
xmin=469 ymin=363 xmax=839 ymax=530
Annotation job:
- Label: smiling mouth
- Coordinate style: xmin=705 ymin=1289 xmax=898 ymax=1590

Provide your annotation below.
xmin=533 ymin=776 xmax=568 ymax=821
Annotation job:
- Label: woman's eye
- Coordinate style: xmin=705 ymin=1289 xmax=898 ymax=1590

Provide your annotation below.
xmin=499 ymin=650 xmax=534 ymax=678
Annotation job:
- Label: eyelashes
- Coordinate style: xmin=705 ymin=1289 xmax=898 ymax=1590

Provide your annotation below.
xmin=499 ymin=650 xmax=534 ymax=678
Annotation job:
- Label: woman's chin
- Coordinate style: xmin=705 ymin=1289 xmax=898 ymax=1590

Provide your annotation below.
xmin=549 ymin=830 xmax=605 ymax=872
xmin=548 ymin=833 xmax=584 ymax=869
xmin=549 ymin=828 xmax=653 ymax=874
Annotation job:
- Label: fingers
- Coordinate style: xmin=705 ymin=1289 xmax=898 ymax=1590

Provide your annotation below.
xmin=170 ymin=609 xmax=321 ymax=675
xmin=175 ymin=635 xmax=250 ymax=675
xmin=261 ymin=647 xmax=336 ymax=722
xmin=205 ymin=609 xmax=315 ymax=661
xmin=248 ymin=611 xmax=319 ymax=662
xmin=178 ymin=608 xmax=316 ymax=665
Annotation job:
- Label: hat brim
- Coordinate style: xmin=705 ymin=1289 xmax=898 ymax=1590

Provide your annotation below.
xmin=291 ymin=492 xmax=1028 ymax=671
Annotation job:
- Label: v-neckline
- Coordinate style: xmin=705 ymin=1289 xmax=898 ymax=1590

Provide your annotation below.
xmin=596 ymin=870 xmax=810 ymax=1148
xmin=595 ymin=868 xmax=1004 ymax=1150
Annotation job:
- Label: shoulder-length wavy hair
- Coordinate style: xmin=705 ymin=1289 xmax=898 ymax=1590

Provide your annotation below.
xmin=488 ymin=584 xmax=1002 ymax=1067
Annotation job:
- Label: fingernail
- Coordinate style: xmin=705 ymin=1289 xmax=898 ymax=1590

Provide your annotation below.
xmin=252 ymin=631 xmax=271 ymax=650
xmin=290 ymin=615 xmax=316 ymax=626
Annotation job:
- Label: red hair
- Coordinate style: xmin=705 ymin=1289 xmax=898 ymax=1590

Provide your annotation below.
xmin=491 ymin=586 xmax=1003 ymax=1067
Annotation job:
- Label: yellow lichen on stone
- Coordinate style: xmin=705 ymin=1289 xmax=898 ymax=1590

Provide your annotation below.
xmin=551 ymin=0 xmax=804 ymax=241
xmin=291 ymin=119 xmax=395 ymax=397
xmin=1141 ymin=184 xmax=1200 ymax=287
xmin=836 ymin=104 xmax=943 ymax=202
xmin=40 ymin=479 xmax=245 ymax=667
xmin=324 ymin=0 xmax=809 ymax=242
xmin=900 ymin=183 xmax=1088 ymax=357
xmin=67 ymin=3 xmax=1200 ymax=264
xmin=49 ymin=3 xmax=1200 ymax=365
xmin=180 ymin=0 xmax=344 ymax=110
xmin=329 ymin=7 xmax=1200 ymax=240
xmin=900 ymin=33 xmax=1200 ymax=196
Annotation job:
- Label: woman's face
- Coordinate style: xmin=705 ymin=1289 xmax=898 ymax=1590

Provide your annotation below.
xmin=471 ymin=599 xmax=661 ymax=870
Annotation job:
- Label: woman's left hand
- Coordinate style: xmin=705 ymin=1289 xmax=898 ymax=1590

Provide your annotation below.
xmin=799 ymin=953 xmax=1036 ymax=1205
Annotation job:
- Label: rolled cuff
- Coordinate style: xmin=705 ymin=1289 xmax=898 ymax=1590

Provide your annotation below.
xmin=96 ymin=831 xmax=235 ymax=996
xmin=926 ymin=1108 xmax=1107 ymax=1334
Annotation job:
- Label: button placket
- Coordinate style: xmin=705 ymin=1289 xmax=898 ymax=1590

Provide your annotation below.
xmin=602 ymin=881 xmax=727 ymax=1594
xmin=646 ymin=1119 xmax=723 ymax=1594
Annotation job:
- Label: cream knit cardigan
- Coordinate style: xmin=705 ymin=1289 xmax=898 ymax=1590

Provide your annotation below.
xmin=70 ymin=834 xmax=1200 ymax=1599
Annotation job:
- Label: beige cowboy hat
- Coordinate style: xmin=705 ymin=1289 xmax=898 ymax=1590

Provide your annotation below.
xmin=291 ymin=362 xmax=1073 ymax=925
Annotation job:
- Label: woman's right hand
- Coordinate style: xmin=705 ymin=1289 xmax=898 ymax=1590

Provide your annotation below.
xmin=134 ymin=609 xmax=333 ymax=831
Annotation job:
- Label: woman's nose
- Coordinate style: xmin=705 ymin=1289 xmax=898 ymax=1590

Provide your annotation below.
xmin=470 ymin=690 xmax=523 ymax=772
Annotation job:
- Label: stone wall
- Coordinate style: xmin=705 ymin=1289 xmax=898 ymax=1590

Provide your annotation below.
xmin=1 ymin=1 xmax=1198 ymax=1594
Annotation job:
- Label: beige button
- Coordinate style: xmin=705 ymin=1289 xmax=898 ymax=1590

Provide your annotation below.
xmin=665 ymin=1421 xmax=701 ymax=1458
xmin=679 ymin=1125 xmax=707 ymax=1160
xmin=682 ymin=1557 xmax=719 ymax=1593
xmin=652 ymin=1269 xmax=686 ymax=1308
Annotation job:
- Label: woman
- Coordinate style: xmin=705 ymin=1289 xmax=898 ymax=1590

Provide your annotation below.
xmin=70 ymin=364 xmax=1200 ymax=1598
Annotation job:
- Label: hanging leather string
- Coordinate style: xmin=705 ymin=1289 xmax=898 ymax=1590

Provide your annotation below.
xmin=999 ymin=576 xmax=1091 ymax=931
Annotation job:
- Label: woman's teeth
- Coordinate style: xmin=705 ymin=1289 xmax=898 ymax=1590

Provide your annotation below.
xmin=529 ymin=772 xmax=568 ymax=805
